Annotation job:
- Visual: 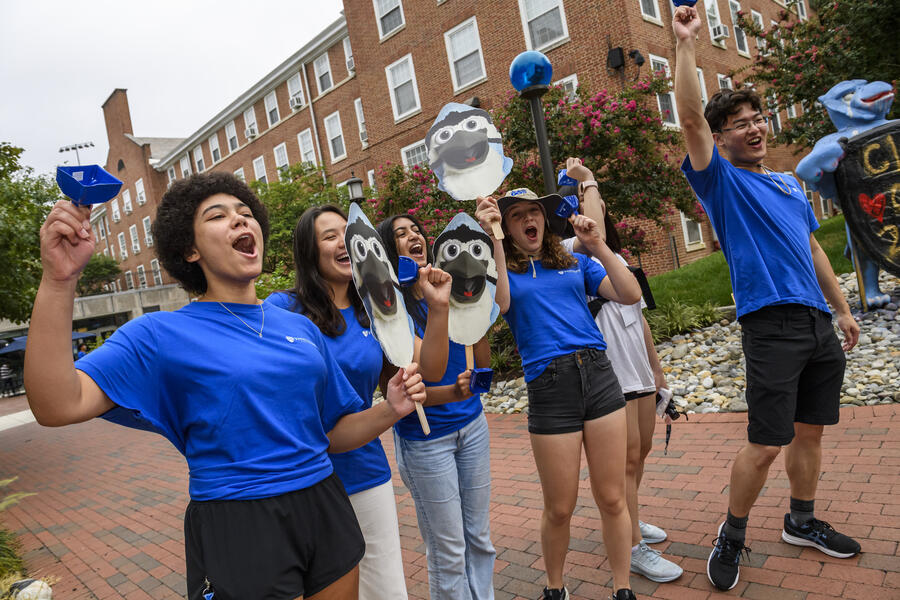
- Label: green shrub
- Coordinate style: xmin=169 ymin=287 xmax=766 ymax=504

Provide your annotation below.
xmin=0 ymin=477 xmax=33 ymax=579
xmin=645 ymin=300 xmax=722 ymax=343
xmin=487 ymin=320 xmax=522 ymax=379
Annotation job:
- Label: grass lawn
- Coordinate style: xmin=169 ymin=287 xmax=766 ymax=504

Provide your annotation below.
xmin=647 ymin=214 xmax=852 ymax=308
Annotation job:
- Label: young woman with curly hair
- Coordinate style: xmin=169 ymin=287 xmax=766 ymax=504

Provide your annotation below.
xmin=475 ymin=189 xmax=642 ymax=600
xmin=24 ymin=172 xmax=426 ymax=600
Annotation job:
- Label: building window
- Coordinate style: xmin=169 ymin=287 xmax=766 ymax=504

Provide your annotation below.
xmin=136 ymin=265 xmax=148 ymax=289
xmin=265 ymin=91 xmax=280 ymax=126
xmin=193 ymin=146 xmax=205 ymax=172
xmin=374 ymin=0 xmax=405 ymax=39
xmin=343 ymin=37 xmax=354 ymax=74
xmin=96 ymin=217 xmax=106 ymax=240
xmin=314 ymin=54 xmax=333 ymax=94
xmin=401 ymin=139 xmax=428 ymax=169
xmin=554 ymin=73 xmax=579 ymax=101
xmin=180 ymin=155 xmax=191 ymax=178
xmin=367 ymin=169 xmax=376 ymax=189
xmin=706 ymin=0 xmax=724 ymax=46
xmin=717 ymin=74 xmax=733 ymax=90
xmin=323 ymin=112 xmax=347 ymax=162
xmin=125 ymin=270 xmax=134 ymax=290
xmin=640 ymin=0 xmax=661 ymax=21
xmin=103 ymin=247 xmax=109 ymax=257
xmin=444 ymin=17 xmax=487 ymax=92
xmin=767 ymin=93 xmax=782 ymax=136
xmin=129 ymin=224 xmax=140 ymax=254
xmin=649 ymin=55 xmax=678 ymax=127
xmin=253 ymin=156 xmax=267 ymax=184
xmin=234 ymin=167 xmax=245 ymax=181
xmin=150 ymin=259 xmax=163 ymax=286
xmin=354 ymin=98 xmax=368 ymax=146
xmin=751 ymin=10 xmax=765 ymax=53
xmin=243 ymin=107 xmax=258 ymax=137
xmin=786 ymin=103 xmax=797 ymax=119
xmin=226 ymin=121 xmax=239 ymax=152
xmin=729 ymin=0 xmax=749 ymax=55
xmin=273 ymin=143 xmax=289 ymax=178
xmin=167 ymin=166 xmax=176 ymax=186
xmin=386 ymin=54 xmax=421 ymax=121
xmin=287 ymin=73 xmax=305 ymax=108
xmin=118 ymin=232 xmax=128 ymax=259
xmin=298 ymin=129 xmax=317 ymax=166
xmin=142 ymin=216 xmax=153 ymax=247
xmin=122 ymin=189 xmax=133 ymax=214
xmin=208 ymin=134 xmax=221 ymax=163
xmin=518 ymin=0 xmax=569 ymax=51
xmin=697 ymin=68 xmax=709 ymax=108
xmin=111 ymin=198 xmax=121 ymax=222
xmin=680 ymin=211 xmax=704 ymax=246
xmin=794 ymin=0 xmax=807 ymax=20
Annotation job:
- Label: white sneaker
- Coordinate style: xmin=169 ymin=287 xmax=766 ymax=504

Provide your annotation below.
xmin=631 ymin=542 xmax=683 ymax=582
xmin=639 ymin=520 xmax=667 ymax=544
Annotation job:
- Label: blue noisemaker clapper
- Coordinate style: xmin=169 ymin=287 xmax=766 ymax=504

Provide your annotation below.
xmin=556 ymin=195 xmax=579 ymax=219
xmin=557 ymin=169 xmax=578 ymax=187
xmin=469 ymin=367 xmax=494 ymax=395
xmin=672 ymin=0 xmax=698 ymax=5
xmin=397 ymin=255 xmax=419 ymax=287
xmin=56 ymin=165 xmax=123 ymax=206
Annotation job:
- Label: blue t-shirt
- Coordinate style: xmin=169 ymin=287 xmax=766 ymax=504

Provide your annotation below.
xmin=76 ymin=301 xmax=364 ymax=502
xmin=394 ymin=301 xmax=483 ymax=441
xmin=265 ymin=291 xmax=392 ymax=495
xmin=504 ymin=253 xmax=608 ymax=382
xmin=682 ymin=147 xmax=828 ymax=318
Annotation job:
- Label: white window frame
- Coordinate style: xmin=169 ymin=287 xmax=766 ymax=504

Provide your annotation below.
xmin=118 ymin=232 xmax=128 ymax=259
xmin=243 ymin=107 xmax=257 ymax=135
xmin=122 ymin=189 xmax=133 ymax=214
xmin=314 ymin=53 xmax=333 ymax=95
xmin=793 ymin=0 xmax=807 ymax=20
xmin=680 ymin=211 xmax=704 ymax=247
xmin=768 ymin=93 xmax=782 ymax=136
xmin=401 ymin=139 xmax=428 ymax=169
xmin=167 ymin=166 xmax=176 ymax=186
xmin=111 ymin=198 xmax=121 ymax=222
xmin=264 ymin=91 xmax=280 ymax=126
xmin=125 ymin=270 xmax=134 ymax=290
xmin=367 ymin=169 xmax=376 ymax=189
xmin=385 ymin=54 xmax=422 ymax=121
xmin=729 ymin=0 xmax=749 ymax=56
xmin=697 ymin=67 xmax=709 ymax=108
xmin=96 ymin=217 xmax=106 ymax=240
xmin=706 ymin=0 xmax=725 ymax=48
xmin=444 ymin=17 xmax=488 ymax=93
xmin=343 ymin=37 xmax=354 ymax=74
xmin=517 ymin=0 xmax=570 ymax=51
xmin=323 ymin=111 xmax=347 ymax=163
xmin=129 ymin=224 xmax=140 ymax=254
xmin=649 ymin=54 xmax=679 ymax=127
xmin=253 ymin=156 xmax=268 ymax=184
xmin=639 ymin=0 xmax=662 ymax=23
xmin=225 ymin=121 xmax=238 ymax=152
xmin=354 ymin=98 xmax=368 ymax=147
xmin=193 ymin=146 xmax=205 ymax=173
xmin=751 ymin=11 xmax=766 ymax=53
xmin=298 ymin=129 xmax=317 ymax=166
xmin=142 ymin=216 xmax=153 ymax=247
xmin=150 ymin=258 xmax=163 ymax=286
xmin=234 ymin=167 xmax=245 ymax=181
xmin=287 ymin=73 xmax=305 ymax=108
xmin=786 ymin=103 xmax=797 ymax=119
xmin=136 ymin=264 xmax=148 ymax=289
xmin=134 ymin=178 xmax=146 ymax=205
xmin=717 ymin=73 xmax=733 ymax=90
xmin=103 ymin=247 xmax=109 ymax=257
xmin=208 ymin=134 xmax=221 ymax=163
xmin=179 ymin=155 xmax=191 ymax=178
xmin=373 ymin=0 xmax=406 ymax=39
xmin=554 ymin=73 xmax=579 ymax=101
xmin=273 ymin=142 xmax=289 ymax=178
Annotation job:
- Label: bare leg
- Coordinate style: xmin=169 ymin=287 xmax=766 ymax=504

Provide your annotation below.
xmin=729 ymin=442 xmax=782 ymax=517
xmin=530 ymin=431 xmax=584 ymax=590
xmin=625 ymin=393 xmax=657 ymax=545
xmin=306 ymin=565 xmax=360 ymax=600
xmin=784 ymin=423 xmax=824 ymax=501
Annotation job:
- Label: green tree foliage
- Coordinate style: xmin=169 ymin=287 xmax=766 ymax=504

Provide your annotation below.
xmin=735 ymin=0 xmax=900 ymax=150
xmin=76 ymin=253 xmax=121 ymax=297
xmin=0 ymin=146 xmax=60 ymax=323
xmin=492 ymin=77 xmax=698 ymax=257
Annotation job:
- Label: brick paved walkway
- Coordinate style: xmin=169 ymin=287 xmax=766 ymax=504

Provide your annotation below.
xmin=1 ymin=395 xmax=897 ymax=599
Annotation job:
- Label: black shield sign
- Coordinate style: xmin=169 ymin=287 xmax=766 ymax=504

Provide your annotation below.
xmin=835 ymin=121 xmax=900 ymax=277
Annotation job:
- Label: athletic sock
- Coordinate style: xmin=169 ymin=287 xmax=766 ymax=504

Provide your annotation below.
xmin=789 ymin=497 xmax=815 ymax=527
xmin=723 ymin=510 xmax=748 ymax=543
xmin=632 ymin=544 xmax=640 ymax=554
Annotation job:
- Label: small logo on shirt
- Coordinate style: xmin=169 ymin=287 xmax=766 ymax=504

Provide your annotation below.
xmin=557 ymin=269 xmax=579 ymax=275
xmin=285 ymin=335 xmax=316 ymax=346
xmin=362 ymin=330 xmax=371 ymax=337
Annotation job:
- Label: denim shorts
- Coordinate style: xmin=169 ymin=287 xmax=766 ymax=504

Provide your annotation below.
xmin=740 ymin=304 xmax=846 ymax=446
xmin=526 ymin=348 xmax=626 ymax=434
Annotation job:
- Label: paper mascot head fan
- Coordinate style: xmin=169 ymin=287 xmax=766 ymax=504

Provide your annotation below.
xmin=345 ymin=203 xmax=415 ymax=366
xmin=426 ymin=102 xmax=513 ymax=201
xmin=433 ymin=212 xmax=500 ymax=346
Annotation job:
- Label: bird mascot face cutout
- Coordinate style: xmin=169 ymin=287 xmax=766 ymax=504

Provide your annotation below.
xmin=345 ymin=203 xmax=415 ymax=366
xmin=433 ymin=212 xmax=500 ymax=347
xmin=426 ymin=102 xmax=513 ymax=201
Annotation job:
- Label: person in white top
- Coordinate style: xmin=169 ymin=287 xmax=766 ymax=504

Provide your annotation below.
xmin=562 ymin=157 xmax=683 ymax=583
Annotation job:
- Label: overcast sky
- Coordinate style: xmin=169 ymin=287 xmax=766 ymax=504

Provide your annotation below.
xmin=1 ymin=0 xmax=345 ymax=177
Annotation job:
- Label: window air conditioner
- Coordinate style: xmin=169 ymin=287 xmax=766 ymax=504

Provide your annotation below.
xmin=346 ymin=56 xmax=356 ymax=72
xmin=120 ymin=250 xmax=128 ymax=260
xmin=145 ymin=236 xmax=154 ymax=247
xmin=360 ymin=129 xmax=368 ymax=144
xmin=245 ymin=125 xmax=258 ymax=139
xmin=289 ymin=95 xmax=305 ymax=110
xmin=711 ymin=24 xmax=730 ymax=41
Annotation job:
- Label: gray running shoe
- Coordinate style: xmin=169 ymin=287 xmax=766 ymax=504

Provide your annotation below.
xmin=639 ymin=520 xmax=667 ymax=544
xmin=630 ymin=542 xmax=683 ymax=582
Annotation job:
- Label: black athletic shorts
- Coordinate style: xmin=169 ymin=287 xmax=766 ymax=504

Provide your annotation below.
xmin=527 ymin=348 xmax=626 ymax=434
xmin=184 ymin=472 xmax=365 ymax=600
xmin=740 ymin=304 xmax=846 ymax=446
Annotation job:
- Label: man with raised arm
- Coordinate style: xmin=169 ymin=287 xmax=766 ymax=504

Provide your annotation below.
xmin=671 ymin=5 xmax=861 ymax=592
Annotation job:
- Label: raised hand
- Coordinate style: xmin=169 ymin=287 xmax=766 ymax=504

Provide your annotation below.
xmin=565 ymin=157 xmax=594 ymax=182
xmin=475 ymin=196 xmax=503 ymax=239
xmin=40 ymin=201 xmax=95 ymax=283
xmin=418 ymin=264 xmax=452 ymax=309
xmin=454 ymin=369 xmax=472 ymax=401
xmin=385 ymin=363 xmax=425 ymax=417
xmin=570 ymin=213 xmax=604 ymax=250
xmin=672 ymin=5 xmax=702 ymax=42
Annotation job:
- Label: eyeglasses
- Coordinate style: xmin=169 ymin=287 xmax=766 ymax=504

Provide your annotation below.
xmin=720 ymin=116 xmax=769 ymax=133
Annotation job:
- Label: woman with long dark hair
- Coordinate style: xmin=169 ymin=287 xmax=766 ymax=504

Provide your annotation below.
xmin=376 ymin=213 xmax=495 ymax=600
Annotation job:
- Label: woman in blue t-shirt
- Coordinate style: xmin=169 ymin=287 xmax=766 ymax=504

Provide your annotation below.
xmin=475 ymin=190 xmax=642 ymax=600
xmin=24 ymin=173 xmax=426 ymax=600
xmin=376 ymin=213 xmax=496 ymax=600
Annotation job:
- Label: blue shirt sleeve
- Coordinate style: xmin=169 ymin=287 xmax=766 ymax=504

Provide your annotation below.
xmin=265 ymin=291 xmax=297 ymax=311
xmin=312 ymin=326 xmax=367 ymax=434
xmin=682 ymin=146 xmax=724 ymax=206
xmin=578 ymin=253 xmax=608 ymax=296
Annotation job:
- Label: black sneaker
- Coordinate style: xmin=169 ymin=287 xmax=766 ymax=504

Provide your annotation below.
xmin=610 ymin=589 xmax=637 ymax=600
xmin=781 ymin=514 xmax=861 ymax=558
xmin=707 ymin=521 xmax=750 ymax=590
xmin=540 ymin=587 xmax=569 ymax=600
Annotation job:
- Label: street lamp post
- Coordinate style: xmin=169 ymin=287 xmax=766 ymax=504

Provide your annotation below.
xmin=346 ymin=172 xmax=365 ymax=203
xmin=509 ymin=51 xmax=556 ymax=195
xmin=58 ymin=141 xmax=95 ymax=165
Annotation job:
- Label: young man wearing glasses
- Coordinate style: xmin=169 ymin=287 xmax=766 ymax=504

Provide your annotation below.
xmin=671 ymin=5 xmax=861 ymax=592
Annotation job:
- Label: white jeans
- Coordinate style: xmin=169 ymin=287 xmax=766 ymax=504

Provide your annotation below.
xmin=349 ymin=481 xmax=408 ymax=600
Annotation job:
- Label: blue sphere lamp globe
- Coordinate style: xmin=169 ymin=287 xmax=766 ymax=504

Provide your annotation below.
xmin=509 ymin=51 xmax=553 ymax=93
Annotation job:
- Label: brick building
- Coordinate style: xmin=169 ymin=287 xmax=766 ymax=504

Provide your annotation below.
xmin=98 ymin=0 xmax=828 ymax=292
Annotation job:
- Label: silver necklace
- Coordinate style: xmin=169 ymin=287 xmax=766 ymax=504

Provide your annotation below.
xmin=218 ymin=301 xmax=264 ymax=337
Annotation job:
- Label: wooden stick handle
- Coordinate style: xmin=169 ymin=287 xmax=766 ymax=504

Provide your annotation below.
xmin=414 ymin=402 xmax=430 ymax=436
xmin=491 ymin=221 xmax=504 ymax=240
xmin=465 ymin=344 xmax=475 ymax=371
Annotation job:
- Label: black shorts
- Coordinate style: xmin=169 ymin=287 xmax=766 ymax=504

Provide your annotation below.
xmin=184 ymin=473 xmax=365 ymax=600
xmin=624 ymin=389 xmax=654 ymax=402
xmin=740 ymin=304 xmax=846 ymax=446
xmin=527 ymin=348 xmax=626 ymax=434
